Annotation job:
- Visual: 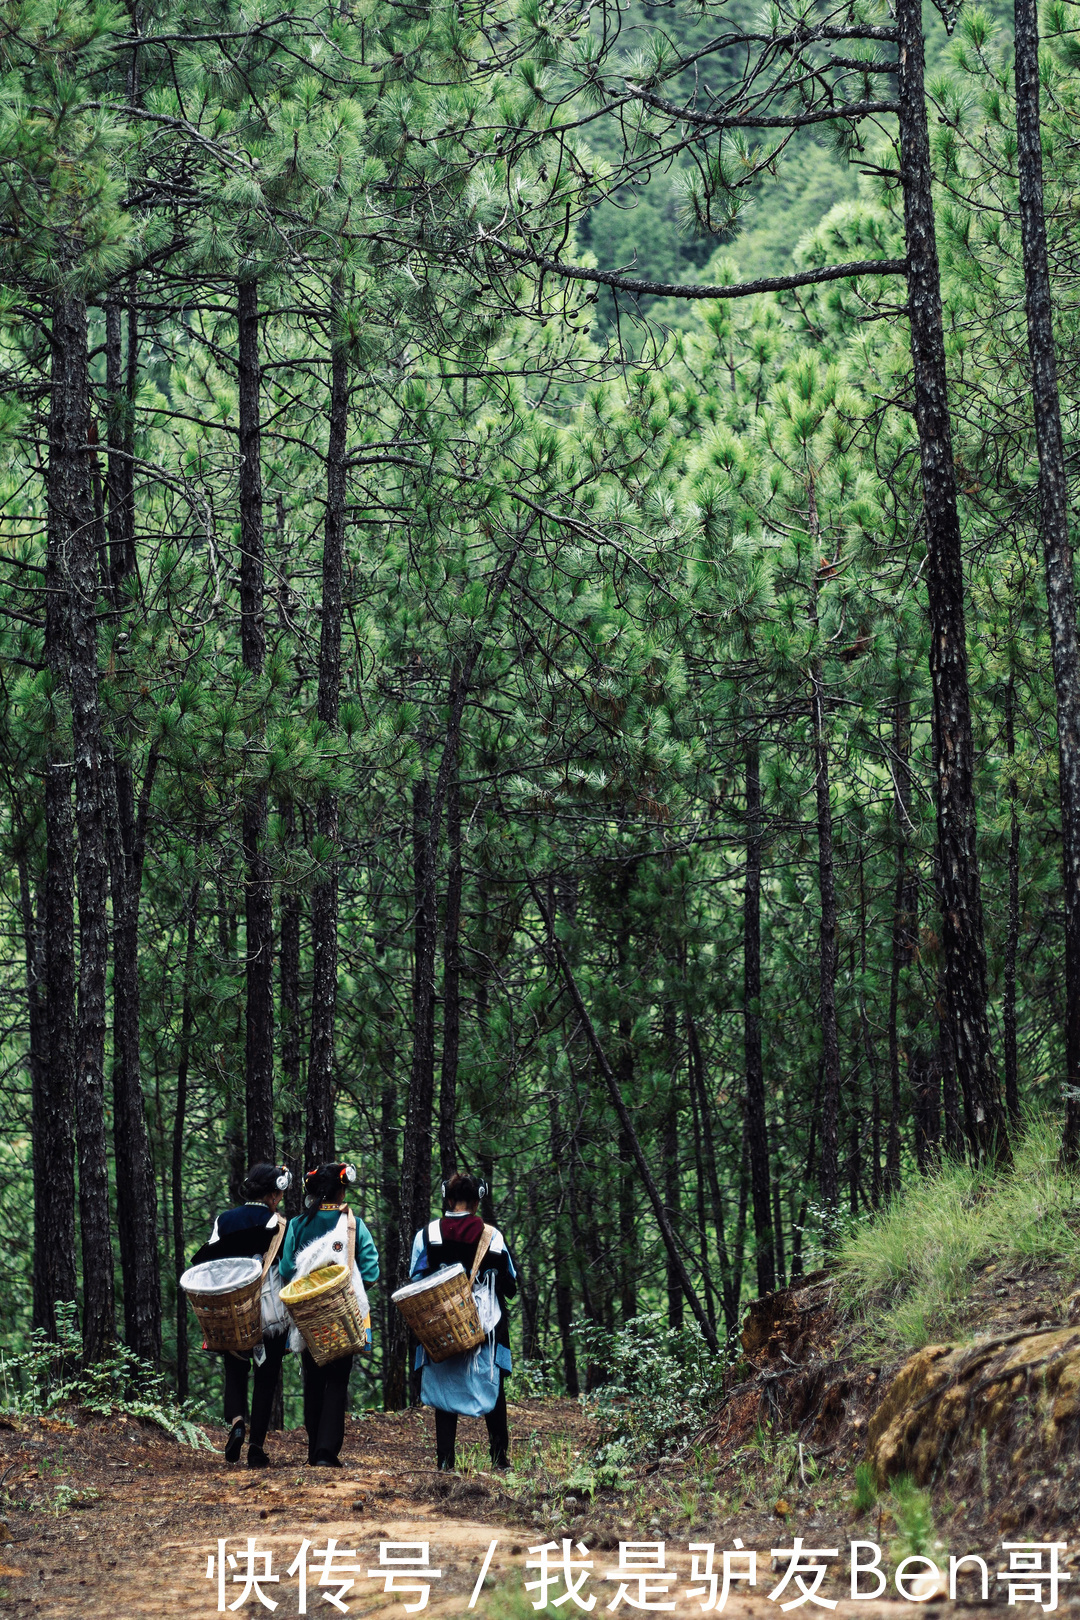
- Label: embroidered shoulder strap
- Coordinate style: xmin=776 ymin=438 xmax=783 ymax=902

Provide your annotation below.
xmin=345 ymin=1208 xmax=356 ymax=1273
xmin=260 ymin=1214 xmax=286 ymax=1281
xmin=468 ymin=1225 xmax=496 ymax=1287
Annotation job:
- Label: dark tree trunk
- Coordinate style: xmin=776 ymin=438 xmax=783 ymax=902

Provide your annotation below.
xmin=662 ymin=1003 xmax=683 ymax=1329
xmin=548 ymin=1093 xmax=580 ymax=1395
xmin=107 ymin=751 xmax=161 ymax=1364
xmin=809 ymin=574 xmax=841 ymax=1230
xmin=308 ymin=278 xmax=348 ymax=1168
xmin=24 ymin=832 xmax=74 ymax=1339
xmin=381 ymin=1077 xmax=405 ymax=1409
xmin=439 ymin=745 xmax=462 ymax=1180
xmin=897 ymin=0 xmax=1006 ymax=1162
xmin=238 ymin=278 xmax=275 ymax=1165
xmin=1004 ymin=678 xmax=1022 ymax=1125
xmin=618 ymin=1117 xmax=637 ymax=1321
xmin=688 ymin=1013 xmax=735 ymax=1335
xmin=1011 ymin=0 xmax=1080 ymax=1157
xmin=173 ymin=883 xmax=197 ymax=1402
xmin=389 ymin=776 xmax=437 ymax=1404
xmin=402 ymin=775 xmax=436 ymax=1238
xmin=40 ymin=308 xmax=81 ymax=1345
xmin=886 ymin=698 xmax=913 ymax=1197
xmin=105 ymin=294 xmax=161 ymax=1361
xmin=743 ymin=737 xmax=774 ymax=1293
xmin=280 ymin=802 xmax=303 ymax=1211
xmin=53 ymin=292 xmax=114 ymax=1360
xmin=686 ymin=1045 xmax=717 ymax=1328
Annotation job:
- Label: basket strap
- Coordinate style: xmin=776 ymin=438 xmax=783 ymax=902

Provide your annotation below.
xmin=260 ymin=1215 xmax=286 ymax=1281
xmin=346 ymin=1208 xmax=357 ymax=1274
xmin=468 ymin=1224 xmax=496 ymax=1288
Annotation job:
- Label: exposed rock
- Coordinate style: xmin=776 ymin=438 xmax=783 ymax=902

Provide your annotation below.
xmin=867 ymin=1327 xmax=1080 ymax=1486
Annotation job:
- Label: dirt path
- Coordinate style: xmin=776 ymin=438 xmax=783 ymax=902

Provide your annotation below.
xmin=0 ymin=1405 xmax=1004 ymax=1617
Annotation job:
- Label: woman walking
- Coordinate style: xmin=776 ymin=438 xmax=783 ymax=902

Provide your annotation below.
xmin=408 ymin=1172 xmax=518 ymax=1471
xmin=190 ymin=1162 xmax=291 ymax=1467
xmin=279 ymin=1162 xmax=379 ymax=1467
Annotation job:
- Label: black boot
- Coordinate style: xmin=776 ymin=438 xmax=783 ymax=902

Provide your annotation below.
xmin=224 ymin=1420 xmax=246 ymax=1463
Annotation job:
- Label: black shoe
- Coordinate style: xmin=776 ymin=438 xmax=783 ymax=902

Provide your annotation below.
xmin=224 ymin=1420 xmax=246 ymax=1463
xmin=437 ymin=1459 xmax=455 ymax=1472
xmin=312 ymin=1453 xmax=343 ymax=1468
xmin=247 ymin=1446 xmax=270 ymax=1468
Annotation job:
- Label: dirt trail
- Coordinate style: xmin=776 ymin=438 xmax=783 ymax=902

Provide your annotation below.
xmin=0 ymin=1403 xmax=991 ymax=1618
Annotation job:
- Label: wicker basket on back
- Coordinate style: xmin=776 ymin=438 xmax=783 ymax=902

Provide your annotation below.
xmin=180 ymin=1215 xmax=286 ymax=1355
xmin=280 ymin=1209 xmax=370 ymax=1366
xmin=391 ymin=1225 xmax=494 ymax=1363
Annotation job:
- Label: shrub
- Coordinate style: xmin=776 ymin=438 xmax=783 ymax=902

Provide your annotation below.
xmin=576 ymin=1313 xmax=728 ymax=1461
xmin=0 ymin=1302 xmax=212 ymax=1447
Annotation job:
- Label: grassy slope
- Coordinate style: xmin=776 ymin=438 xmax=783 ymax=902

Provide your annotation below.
xmin=837 ymin=1117 xmax=1080 ymax=1349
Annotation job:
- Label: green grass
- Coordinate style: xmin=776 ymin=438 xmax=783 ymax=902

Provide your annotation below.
xmin=888 ymin=1474 xmax=938 ymax=1562
xmin=852 ymin=1461 xmax=878 ymax=1513
xmin=837 ymin=1116 xmax=1080 ymax=1351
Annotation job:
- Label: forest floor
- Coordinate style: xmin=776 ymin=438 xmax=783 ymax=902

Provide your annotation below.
xmin=3 ymin=1257 xmax=1079 ymax=1619
xmin=0 ymin=1387 xmax=1014 ymax=1618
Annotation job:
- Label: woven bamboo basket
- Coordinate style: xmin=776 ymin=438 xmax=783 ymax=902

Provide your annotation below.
xmin=281 ymin=1265 xmax=370 ymax=1366
xmin=391 ymin=1264 xmax=485 ymax=1363
xmin=181 ymin=1258 xmax=264 ymax=1355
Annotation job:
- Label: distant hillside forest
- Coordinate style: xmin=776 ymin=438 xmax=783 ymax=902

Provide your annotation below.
xmin=1 ymin=0 xmax=1078 ymax=1417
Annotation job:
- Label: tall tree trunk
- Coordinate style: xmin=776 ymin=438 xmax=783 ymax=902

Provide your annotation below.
xmin=809 ymin=554 xmax=842 ymax=1232
xmin=173 ymin=883 xmax=197 ymax=1402
xmin=688 ymin=1013 xmax=735 ymax=1334
xmin=1004 ymin=678 xmax=1022 ymax=1125
xmin=662 ymin=1002 xmax=683 ymax=1328
xmin=439 ymin=743 xmax=462 ymax=1180
xmin=897 ymin=0 xmax=1006 ymax=1162
xmin=686 ymin=1043 xmax=717 ymax=1328
xmin=238 ymin=278 xmax=275 ymax=1165
xmin=617 ymin=1121 xmax=637 ymax=1321
xmin=548 ymin=1092 xmax=580 ymax=1395
xmin=402 ymin=774 xmax=436 ymax=1237
xmin=308 ymin=277 xmax=348 ymax=1167
xmin=380 ymin=1074 xmax=405 ymax=1409
xmin=23 ymin=830 xmax=74 ymax=1339
xmin=280 ymin=803 xmax=303 ymax=1209
xmin=104 ymin=292 xmax=161 ymax=1361
xmin=743 ymin=736 xmax=774 ymax=1293
xmin=390 ymin=776 xmax=437 ymax=1404
xmin=886 ymin=697 xmax=913 ymax=1196
xmin=54 ymin=292 xmax=114 ymax=1359
xmin=1011 ymin=0 xmax=1080 ymax=1157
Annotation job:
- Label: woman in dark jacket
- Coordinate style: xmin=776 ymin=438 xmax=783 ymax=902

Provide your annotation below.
xmin=190 ymin=1162 xmax=291 ymax=1467
xmin=407 ymin=1172 xmax=518 ymax=1471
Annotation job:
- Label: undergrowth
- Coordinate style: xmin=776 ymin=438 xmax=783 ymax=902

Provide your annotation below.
xmin=838 ymin=1116 xmax=1080 ymax=1351
xmin=577 ymin=1313 xmax=729 ymax=1460
xmin=0 ymin=1302 xmax=211 ymax=1447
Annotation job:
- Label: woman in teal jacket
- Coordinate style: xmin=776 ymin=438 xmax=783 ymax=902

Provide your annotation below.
xmin=279 ymin=1162 xmax=379 ymax=1467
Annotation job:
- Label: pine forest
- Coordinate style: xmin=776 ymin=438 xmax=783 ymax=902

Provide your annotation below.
xmin=3 ymin=0 xmax=1080 ymax=1438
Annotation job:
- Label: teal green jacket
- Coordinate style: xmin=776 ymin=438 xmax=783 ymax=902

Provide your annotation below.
xmin=279 ymin=1206 xmax=380 ymax=1285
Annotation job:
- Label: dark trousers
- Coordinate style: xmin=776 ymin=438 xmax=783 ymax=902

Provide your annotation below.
xmin=222 ymin=1333 xmax=288 ymax=1451
xmin=434 ymin=1376 xmax=509 ymax=1469
xmin=301 ymin=1349 xmax=353 ymax=1462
